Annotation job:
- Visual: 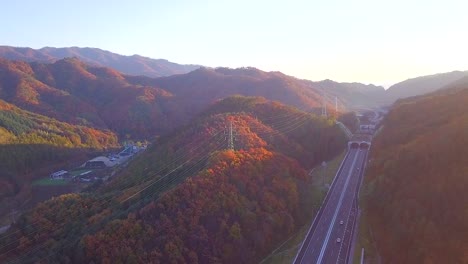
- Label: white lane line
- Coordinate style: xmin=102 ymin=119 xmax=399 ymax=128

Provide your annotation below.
xmin=337 ymin=206 xmax=353 ymax=263
xmin=316 ymin=151 xmax=360 ymax=264
xmin=336 ymin=172 xmax=359 ymax=263
xmin=336 ymin=155 xmax=362 ymax=263
xmin=295 ymin=150 xmax=354 ymax=264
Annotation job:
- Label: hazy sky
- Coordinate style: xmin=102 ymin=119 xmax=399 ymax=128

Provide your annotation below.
xmin=2 ymin=0 xmax=467 ymax=86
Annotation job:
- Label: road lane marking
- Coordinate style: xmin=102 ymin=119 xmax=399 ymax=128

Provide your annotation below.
xmin=316 ymin=151 xmax=360 ymax=264
xmin=336 ymin=181 xmax=357 ymax=263
xmin=293 ymin=149 xmax=357 ymax=263
xmin=296 ymin=150 xmax=357 ymax=264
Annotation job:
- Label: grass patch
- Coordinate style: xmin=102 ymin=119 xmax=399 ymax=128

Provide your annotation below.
xmin=312 ymin=151 xmax=347 ymax=189
xmin=261 ymin=151 xmax=347 ymax=264
xmin=352 ymin=210 xmax=377 ymax=263
xmin=353 ymin=175 xmax=380 ymax=263
xmin=32 ymin=178 xmax=69 ymax=186
xmin=260 ymin=224 xmax=311 ymax=264
xmin=69 ymin=169 xmax=93 ymax=177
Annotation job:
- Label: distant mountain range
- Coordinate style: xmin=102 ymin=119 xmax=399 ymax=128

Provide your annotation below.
xmin=135 ymin=66 xmax=389 ymax=110
xmin=0 ymin=46 xmax=201 ymax=77
xmin=0 ymin=46 xmax=391 ymax=109
xmin=0 ymin=57 xmax=388 ymax=140
xmin=2 ymin=52 xmax=465 ymax=141
xmin=309 ymin=79 xmax=387 ymax=108
xmin=385 ymin=70 xmax=468 ymax=103
xmin=5 ymin=45 xmax=467 ymax=109
xmin=1 ymin=46 xmax=467 ymax=128
xmin=143 ymin=67 xmax=326 ymax=110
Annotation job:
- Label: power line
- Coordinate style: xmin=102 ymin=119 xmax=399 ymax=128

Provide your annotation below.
xmin=226 ymin=121 xmax=236 ymax=150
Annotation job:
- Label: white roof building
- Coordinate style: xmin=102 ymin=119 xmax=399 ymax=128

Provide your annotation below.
xmin=84 ymin=156 xmax=116 ymax=168
xmin=50 ymin=170 xmax=69 ymax=179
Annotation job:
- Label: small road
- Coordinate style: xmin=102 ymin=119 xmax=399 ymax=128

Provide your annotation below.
xmin=294 ymin=147 xmax=367 ymax=264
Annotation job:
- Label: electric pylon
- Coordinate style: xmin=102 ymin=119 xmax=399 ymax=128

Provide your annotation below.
xmin=225 ymin=121 xmax=236 ymax=150
xmin=321 ymin=89 xmax=327 ymax=118
xmin=335 ymin=96 xmax=338 ymax=114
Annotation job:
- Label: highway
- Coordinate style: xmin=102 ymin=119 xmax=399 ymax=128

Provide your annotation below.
xmin=294 ymin=146 xmax=367 ymax=264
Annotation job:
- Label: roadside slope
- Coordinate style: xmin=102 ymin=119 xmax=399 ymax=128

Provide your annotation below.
xmin=360 ymin=83 xmax=468 ymax=263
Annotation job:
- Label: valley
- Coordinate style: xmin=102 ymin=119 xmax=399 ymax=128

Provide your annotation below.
xmin=0 ymin=45 xmax=466 ymax=263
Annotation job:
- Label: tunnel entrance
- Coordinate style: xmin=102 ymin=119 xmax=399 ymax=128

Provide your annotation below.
xmin=359 ymin=143 xmax=370 ymax=149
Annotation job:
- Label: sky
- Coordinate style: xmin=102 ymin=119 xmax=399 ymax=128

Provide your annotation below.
xmin=2 ymin=0 xmax=468 ymax=86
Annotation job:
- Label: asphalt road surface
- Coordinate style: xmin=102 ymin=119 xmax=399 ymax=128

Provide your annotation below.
xmin=294 ymin=147 xmax=367 ymax=264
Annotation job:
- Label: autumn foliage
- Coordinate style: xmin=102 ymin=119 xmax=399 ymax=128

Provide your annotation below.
xmin=0 ymin=58 xmax=344 ymax=139
xmin=0 ymin=96 xmax=347 ymax=263
xmin=84 ymin=148 xmax=306 ymax=263
xmin=363 ymin=84 xmax=468 ymax=263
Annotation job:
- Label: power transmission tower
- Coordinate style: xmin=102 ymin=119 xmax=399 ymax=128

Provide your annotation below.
xmin=335 ymin=96 xmax=338 ymax=114
xmin=322 ymin=161 xmax=327 ymax=187
xmin=321 ymin=88 xmax=327 ymax=118
xmin=225 ymin=121 xmax=236 ymax=150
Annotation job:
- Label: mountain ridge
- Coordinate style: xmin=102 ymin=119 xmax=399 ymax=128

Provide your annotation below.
xmin=1 ymin=58 xmax=379 ymax=140
xmin=0 ymin=46 xmax=391 ymax=109
xmin=0 ymin=45 xmax=201 ymax=78
xmin=385 ymin=70 xmax=468 ymax=103
xmin=3 ymin=46 xmax=468 ymax=109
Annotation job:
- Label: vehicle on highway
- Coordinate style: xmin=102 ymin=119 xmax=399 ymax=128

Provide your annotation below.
xmin=337 ymin=238 xmax=341 ymax=243
xmin=340 ymin=220 xmax=344 ymax=225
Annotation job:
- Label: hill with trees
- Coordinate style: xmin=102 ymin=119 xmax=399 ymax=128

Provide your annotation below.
xmin=0 ymin=57 xmax=179 ymax=139
xmin=308 ymin=79 xmax=387 ymax=108
xmin=0 ymin=46 xmax=201 ymax=78
xmin=361 ymin=83 xmax=468 ymax=263
xmin=0 ymin=96 xmax=347 ymax=263
xmin=136 ymin=66 xmax=388 ymax=110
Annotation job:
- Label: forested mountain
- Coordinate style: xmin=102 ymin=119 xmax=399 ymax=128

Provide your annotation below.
xmin=362 ymin=83 xmax=468 ymax=263
xmin=145 ymin=67 xmax=326 ymax=111
xmin=0 ymin=46 xmax=200 ymax=77
xmin=133 ymin=66 xmax=387 ymax=111
xmin=0 ymin=58 xmax=370 ymax=140
xmin=0 ymin=57 xmax=178 ymax=138
xmin=0 ymin=96 xmax=347 ymax=263
xmin=384 ymin=70 xmax=468 ymax=103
